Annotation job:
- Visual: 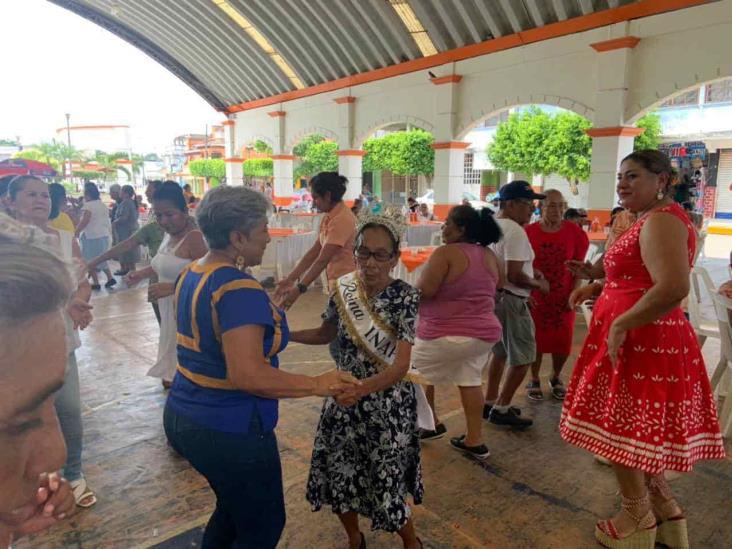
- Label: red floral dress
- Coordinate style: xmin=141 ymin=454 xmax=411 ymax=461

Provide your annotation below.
xmin=559 ymin=203 xmax=726 ymax=473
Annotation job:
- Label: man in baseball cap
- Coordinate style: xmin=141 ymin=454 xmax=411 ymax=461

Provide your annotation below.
xmin=484 ymin=181 xmax=549 ymax=428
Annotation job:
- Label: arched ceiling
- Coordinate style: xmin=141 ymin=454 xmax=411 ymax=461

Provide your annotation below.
xmin=50 ymin=1 xmax=697 ymax=113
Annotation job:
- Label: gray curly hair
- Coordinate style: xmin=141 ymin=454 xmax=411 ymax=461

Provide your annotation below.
xmin=195 ymin=186 xmax=272 ymax=250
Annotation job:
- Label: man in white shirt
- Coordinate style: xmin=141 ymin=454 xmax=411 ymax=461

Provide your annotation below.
xmin=485 ymin=181 xmax=550 ymax=428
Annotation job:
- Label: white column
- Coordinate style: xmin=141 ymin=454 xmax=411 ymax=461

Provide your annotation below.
xmin=224 ymin=158 xmax=243 ymax=187
xmin=272 ymin=155 xmax=294 ymax=204
xmin=432 ymin=143 xmax=468 ymax=220
xmin=586 ymin=33 xmax=643 ymax=217
xmin=337 ymin=151 xmax=364 ymax=201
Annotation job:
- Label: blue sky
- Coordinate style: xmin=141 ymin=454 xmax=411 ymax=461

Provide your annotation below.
xmin=0 ymin=0 xmax=221 ymax=153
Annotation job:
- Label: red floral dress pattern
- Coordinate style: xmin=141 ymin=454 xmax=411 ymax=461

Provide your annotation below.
xmin=559 ymin=203 xmax=726 ymax=473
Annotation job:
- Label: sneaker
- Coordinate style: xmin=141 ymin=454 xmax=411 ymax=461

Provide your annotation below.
xmin=90 ymin=283 xmax=102 ymax=291
xmin=105 ymin=278 xmax=117 ymax=288
xmin=419 ymin=422 xmax=447 ymax=441
xmin=483 ymin=403 xmax=521 ymax=419
xmin=489 ymin=407 xmax=533 ymax=428
xmin=449 ymin=435 xmax=490 ymax=460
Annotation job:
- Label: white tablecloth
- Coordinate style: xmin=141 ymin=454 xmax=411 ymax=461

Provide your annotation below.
xmin=394 ymin=249 xmax=431 ymax=286
xmin=406 ymin=224 xmax=441 ymax=247
xmin=257 ymin=231 xmax=318 ymax=281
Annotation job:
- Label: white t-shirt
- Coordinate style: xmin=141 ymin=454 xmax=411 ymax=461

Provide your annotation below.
xmin=491 ymin=217 xmax=535 ymax=298
xmin=81 ymin=199 xmax=112 ymax=239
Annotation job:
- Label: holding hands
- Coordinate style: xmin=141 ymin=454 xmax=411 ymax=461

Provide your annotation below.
xmin=313 ymin=370 xmax=362 ymax=407
xmin=566 ymin=259 xmax=595 ymax=280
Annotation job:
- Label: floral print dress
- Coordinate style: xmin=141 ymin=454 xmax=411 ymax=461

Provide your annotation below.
xmin=306 ymin=279 xmax=423 ymax=532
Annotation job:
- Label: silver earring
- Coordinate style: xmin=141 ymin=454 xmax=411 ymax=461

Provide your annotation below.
xmin=656 ymin=190 xmax=664 ymax=200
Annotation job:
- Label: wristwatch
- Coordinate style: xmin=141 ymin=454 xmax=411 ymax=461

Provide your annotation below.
xmin=297 ymin=281 xmax=308 ymax=294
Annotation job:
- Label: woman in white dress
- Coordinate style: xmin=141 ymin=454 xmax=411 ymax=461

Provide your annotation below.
xmin=124 ymin=182 xmax=207 ymax=388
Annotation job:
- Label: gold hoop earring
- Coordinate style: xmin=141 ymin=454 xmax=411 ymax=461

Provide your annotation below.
xmin=235 ymin=255 xmax=246 ymax=271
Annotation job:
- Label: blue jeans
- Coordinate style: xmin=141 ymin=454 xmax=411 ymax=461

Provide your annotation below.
xmin=55 ymin=352 xmax=83 ymax=481
xmin=163 ymin=406 xmax=285 ymax=548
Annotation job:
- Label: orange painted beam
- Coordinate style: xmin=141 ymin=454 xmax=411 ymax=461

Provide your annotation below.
xmin=55 ymin=124 xmax=129 ymax=133
xmin=222 ymin=120 xmax=235 ymax=126
xmin=586 ymin=126 xmax=645 ymax=137
xmin=590 ymin=36 xmax=641 ymax=52
xmin=225 ymin=0 xmax=712 ymax=114
xmin=432 ymin=141 xmax=470 ymax=150
xmin=430 ymin=75 xmax=462 ymax=85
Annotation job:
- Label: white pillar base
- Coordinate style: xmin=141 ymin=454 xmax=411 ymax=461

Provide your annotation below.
xmin=273 ymin=156 xmax=295 ymax=206
xmin=225 ymin=158 xmax=243 ymax=187
xmin=432 ymin=143 xmax=468 ymax=220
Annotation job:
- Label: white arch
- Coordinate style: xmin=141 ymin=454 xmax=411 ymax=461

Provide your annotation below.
xmin=354 ymin=115 xmax=435 ymax=148
xmin=286 ymin=126 xmax=340 ymax=153
xmin=626 ymin=72 xmax=732 ymax=123
xmin=455 ymin=94 xmax=595 ymax=140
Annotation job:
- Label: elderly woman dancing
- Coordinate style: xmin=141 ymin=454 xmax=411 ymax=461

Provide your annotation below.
xmin=290 ymin=210 xmax=423 ymax=549
xmin=561 ymin=150 xmax=726 ymax=548
xmin=164 ymin=186 xmax=358 ymax=548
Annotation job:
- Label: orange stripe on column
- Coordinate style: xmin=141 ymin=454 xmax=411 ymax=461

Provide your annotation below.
xmin=267 ymin=111 xmax=286 ymax=117
xmin=433 ymin=204 xmax=454 ymax=221
xmin=271 ymin=154 xmax=296 ymax=160
xmin=221 ymin=120 xmax=235 ymax=126
xmin=585 ymin=127 xmax=644 ymax=137
xmin=334 ymin=96 xmax=356 ymax=104
xmin=336 ymin=150 xmax=366 ymax=156
xmin=432 ymin=142 xmax=470 ymax=150
xmin=430 ymin=75 xmax=462 ymax=85
xmin=590 ymin=36 xmax=641 ymax=52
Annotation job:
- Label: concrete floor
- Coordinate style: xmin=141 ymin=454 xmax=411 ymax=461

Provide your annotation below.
xmin=16 ymin=248 xmax=732 ymax=549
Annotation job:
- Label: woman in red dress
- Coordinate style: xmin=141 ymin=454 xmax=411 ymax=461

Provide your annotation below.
xmin=525 ymin=190 xmax=589 ymax=400
xmin=561 ymin=150 xmax=726 ymax=548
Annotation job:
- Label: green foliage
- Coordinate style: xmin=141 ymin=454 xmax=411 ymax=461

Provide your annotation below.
xmin=243 ymin=158 xmax=273 ymax=177
xmin=634 ymin=112 xmax=662 ymax=151
xmin=0 ymin=138 xmax=18 ymax=146
xmin=72 ymin=170 xmax=105 ymax=181
xmin=253 ymin=139 xmax=273 ymax=155
xmin=294 ymin=140 xmax=338 ymax=179
xmin=292 ymin=134 xmax=325 ymax=158
xmin=144 ymin=153 xmax=161 ymax=162
xmin=362 ymin=130 xmax=434 ymax=175
xmin=487 ymin=107 xmax=591 ymax=185
xmin=189 ymin=158 xmax=226 ymax=179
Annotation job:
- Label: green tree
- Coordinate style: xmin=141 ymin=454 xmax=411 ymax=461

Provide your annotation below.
xmin=634 ymin=112 xmax=662 ymax=151
xmin=253 ymin=139 xmax=273 ymax=155
xmin=144 ymin=152 xmax=161 ymax=162
xmin=293 ymin=134 xmax=325 ymax=157
xmin=487 ymin=107 xmax=591 ymax=194
xmin=294 ymin=139 xmax=338 ymax=179
xmin=243 ymin=158 xmax=273 ymax=177
xmin=189 ymin=158 xmax=226 ymax=187
xmin=362 ymin=129 xmax=435 ymax=175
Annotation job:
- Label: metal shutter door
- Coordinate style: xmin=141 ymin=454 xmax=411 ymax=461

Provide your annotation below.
xmin=714 ymin=150 xmax=732 ymax=218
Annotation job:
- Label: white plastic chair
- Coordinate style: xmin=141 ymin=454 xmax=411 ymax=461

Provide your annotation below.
xmin=710 ymin=292 xmax=732 ymax=437
xmin=688 ymin=266 xmax=721 ymax=346
xmin=430 ymin=231 xmax=442 ymax=246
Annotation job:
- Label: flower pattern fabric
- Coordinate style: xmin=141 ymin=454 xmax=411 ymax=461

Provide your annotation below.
xmin=560 ymin=203 xmax=726 ymax=473
xmin=306 ymin=279 xmax=423 ymax=532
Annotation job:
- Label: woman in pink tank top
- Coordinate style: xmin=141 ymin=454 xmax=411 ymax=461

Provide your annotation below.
xmin=412 ymin=205 xmax=504 ymax=460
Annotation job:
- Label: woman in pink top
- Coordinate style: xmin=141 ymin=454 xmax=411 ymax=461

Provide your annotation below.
xmin=412 ymin=205 xmax=504 ymax=460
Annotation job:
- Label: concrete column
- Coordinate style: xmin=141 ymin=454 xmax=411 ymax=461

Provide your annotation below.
xmin=269 ymin=110 xmax=293 ymax=207
xmin=272 ymin=155 xmax=295 ymax=206
xmin=586 ymin=32 xmax=643 ymax=224
xmin=337 ymin=151 xmax=364 ymax=201
xmin=430 ymin=73 xmax=464 ymax=220
xmin=224 ymin=157 xmax=243 ymax=186
xmin=432 ymin=142 xmax=468 ymax=220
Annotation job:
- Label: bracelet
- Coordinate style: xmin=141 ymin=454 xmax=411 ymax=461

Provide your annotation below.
xmin=297 ymin=282 xmax=308 ymax=294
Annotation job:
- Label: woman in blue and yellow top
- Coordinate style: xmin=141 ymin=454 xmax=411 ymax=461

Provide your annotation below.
xmin=163 ymin=186 xmax=359 ymax=549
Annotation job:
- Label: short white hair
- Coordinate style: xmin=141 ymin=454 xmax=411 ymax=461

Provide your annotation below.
xmin=195 ymin=186 xmax=272 ymax=250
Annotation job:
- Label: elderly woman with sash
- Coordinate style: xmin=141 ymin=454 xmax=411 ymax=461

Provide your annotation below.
xmin=290 ymin=211 xmax=424 ymax=549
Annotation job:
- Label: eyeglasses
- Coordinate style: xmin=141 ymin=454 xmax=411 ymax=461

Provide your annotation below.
xmin=354 ymin=247 xmax=395 ymax=262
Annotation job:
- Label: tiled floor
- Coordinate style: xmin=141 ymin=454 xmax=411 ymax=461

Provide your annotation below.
xmin=16 ymin=244 xmax=732 ymax=548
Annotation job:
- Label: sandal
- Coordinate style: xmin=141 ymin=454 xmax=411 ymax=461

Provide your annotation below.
xmin=550 ymin=378 xmax=566 ymax=400
xmin=648 ymin=476 xmax=688 ymax=549
xmin=70 ymin=477 xmax=97 ymax=508
xmin=525 ymin=380 xmax=543 ymax=401
xmin=595 ymin=494 xmax=656 ymax=548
